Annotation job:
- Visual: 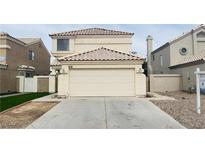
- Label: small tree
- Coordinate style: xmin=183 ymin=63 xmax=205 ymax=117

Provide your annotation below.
xmin=142 ymin=61 xmax=148 ymax=76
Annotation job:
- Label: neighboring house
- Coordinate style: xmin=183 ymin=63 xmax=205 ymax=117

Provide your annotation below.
xmin=149 ymin=24 xmax=205 ymax=91
xmin=50 ymin=28 xmax=146 ymax=96
xmin=0 ymin=32 xmax=50 ymax=94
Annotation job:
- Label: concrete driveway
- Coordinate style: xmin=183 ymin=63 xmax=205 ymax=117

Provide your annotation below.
xmin=27 ymin=97 xmax=185 ymax=129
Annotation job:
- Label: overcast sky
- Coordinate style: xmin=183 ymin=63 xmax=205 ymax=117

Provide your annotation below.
xmin=0 ymin=24 xmax=196 ymax=57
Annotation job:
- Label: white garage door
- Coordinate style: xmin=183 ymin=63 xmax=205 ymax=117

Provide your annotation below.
xmin=69 ymin=69 xmax=135 ymax=96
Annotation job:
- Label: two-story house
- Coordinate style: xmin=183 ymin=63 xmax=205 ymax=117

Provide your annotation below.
xmin=149 ymin=24 xmax=205 ymax=91
xmin=50 ymin=28 xmax=146 ymax=97
xmin=0 ymin=32 xmax=50 ymax=94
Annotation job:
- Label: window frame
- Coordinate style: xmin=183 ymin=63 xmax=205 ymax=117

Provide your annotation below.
xmin=28 ymin=50 xmax=35 ymax=61
xmin=57 ymin=39 xmax=69 ymax=51
xmin=152 ymin=54 xmax=155 ymax=61
xmin=160 ymin=55 xmax=163 ymax=67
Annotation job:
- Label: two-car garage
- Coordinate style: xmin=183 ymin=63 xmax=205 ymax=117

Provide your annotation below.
xmin=69 ymin=68 xmax=135 ymax=96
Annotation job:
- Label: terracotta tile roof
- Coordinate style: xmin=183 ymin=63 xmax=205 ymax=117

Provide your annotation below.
xmin=58 ymin=47 xmax=144 ymax=62
xmin=0 ymin=32 xmax=9 ymax=36
xmin=169 ymin=52 xmax=205 ymax=68
xmin=51 ymin=60 xmax=61 ymax=66
xmin=49 ymin=28 xmax=134 ymax=37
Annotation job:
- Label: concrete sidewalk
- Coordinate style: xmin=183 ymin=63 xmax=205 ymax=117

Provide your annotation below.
xmin=27 ymin=97 xmax=185 ymax=129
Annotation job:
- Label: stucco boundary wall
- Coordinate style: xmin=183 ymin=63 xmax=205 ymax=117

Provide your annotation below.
xmin=16 ymin=76 xmax=50 ymax=93
xmin=150 ymin=74 xmax=182 ymax=92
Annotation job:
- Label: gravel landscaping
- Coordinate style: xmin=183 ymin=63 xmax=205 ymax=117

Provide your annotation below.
xmin=0 ymin=101 xmax=58 ymax=128
xmin=151 ymin=91 xmax=205 ymax=129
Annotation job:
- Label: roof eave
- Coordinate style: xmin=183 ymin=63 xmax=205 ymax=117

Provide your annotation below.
xmin=59 ymin=59 xmax=144 ymax=65
xmin=49 ymin=34 xmax=134 ymax=38
xmin=169 ymin=59 xmax=205 ymax=69
xmin=152 ymin=42 xmax=170 ymax=54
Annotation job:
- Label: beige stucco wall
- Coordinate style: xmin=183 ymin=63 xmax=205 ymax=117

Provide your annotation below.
xmin=195 ymin=29 xmax=205 ymax=54
xmin=150 ymin=74 xmax=182 ymax=92
xmin=58 ymin=73 xmax=69 ymax=96
xmin=37 ymin=77 xmax=49 ymax=92
xmin=135 ymin=73 xmax=146 ymax=95
xmin=152 ymin=46 xmax=171 ymax=74
xmin=170 ymin=33 xmax=194 ymax=65
xmin=49 ymin=75 xmax=56 ymax=93
xmin=74 ymin=37 xmax=132 ymax=53
xmin=52 ymin=35 xmax=133 ymax=58
xmin=197 ymin=41 xmax=205 ymax=53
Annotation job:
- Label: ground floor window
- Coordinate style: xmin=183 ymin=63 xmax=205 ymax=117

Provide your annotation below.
xmin=25 ymin=72 xmax=33 ymax=77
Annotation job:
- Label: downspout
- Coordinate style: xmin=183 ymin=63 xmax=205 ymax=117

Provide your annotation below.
xmin=191 ymin=30 xmax=196 ymax=55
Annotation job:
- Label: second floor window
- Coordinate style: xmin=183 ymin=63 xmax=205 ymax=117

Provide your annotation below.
xmin=57 ymin=39 xmax=69 ymax=51
xmin=28 ymin=50 xmax=35 ymax=61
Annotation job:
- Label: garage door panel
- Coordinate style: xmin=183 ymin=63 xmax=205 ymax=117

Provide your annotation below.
xmin=69 ymin=69 xmax=135 ymax=96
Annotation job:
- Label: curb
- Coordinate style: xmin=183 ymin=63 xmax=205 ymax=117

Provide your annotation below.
xmin=0 ymin=101 xmax=31 ymax=115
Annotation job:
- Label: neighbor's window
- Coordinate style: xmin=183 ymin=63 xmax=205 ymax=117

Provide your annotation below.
xmin=152 ymin=55 xmax=155 ymax=61
xmin=57 ymin=39 xmax=69 ymax=51
xmin=0 ymin=56 xmax=6 ymax=62
xmin=26 ymin=72 xmax=33 ymax=77
xmin=160 ymin=55 xmax=163 ymax=67
xmin=28 ymin=50 xmax=35 ymax=61
xmin=179 ymin=47 xmax=188 ymax=56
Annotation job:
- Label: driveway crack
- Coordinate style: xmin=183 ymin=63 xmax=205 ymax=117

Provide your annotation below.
xmin=104 ymin=97 xmax=108 ymax=129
